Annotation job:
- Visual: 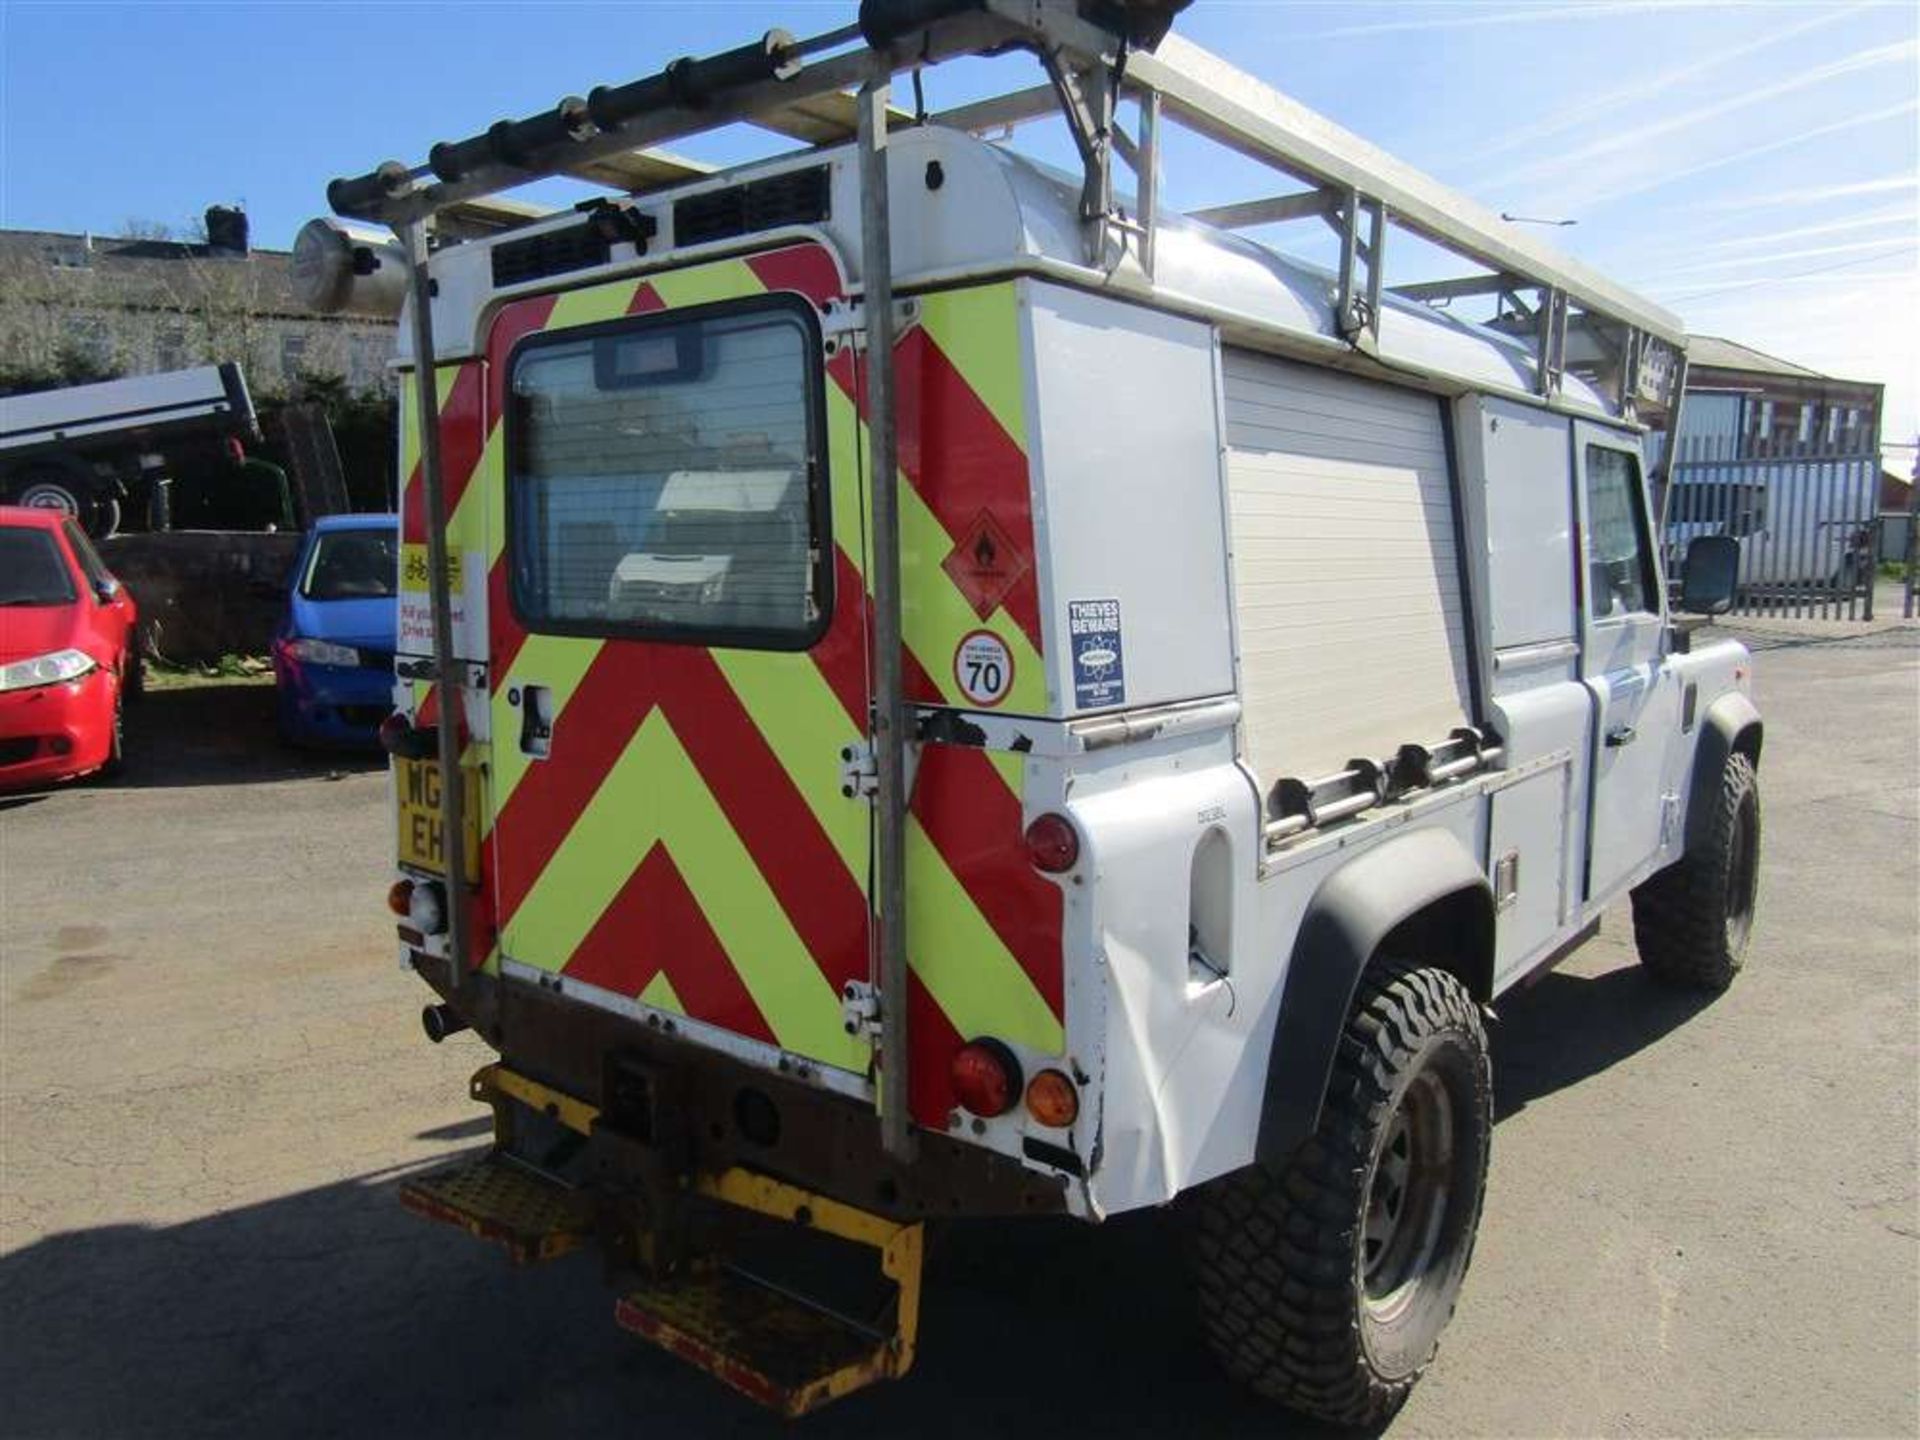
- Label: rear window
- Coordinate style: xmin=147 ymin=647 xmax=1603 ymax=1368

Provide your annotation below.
xmin=302 ymin=528 xmax=399 ymax=600
xmin=506 ymin=297 xmax=829 ymax=649
xmin=0 ymin=528 xmax=77 ymax=607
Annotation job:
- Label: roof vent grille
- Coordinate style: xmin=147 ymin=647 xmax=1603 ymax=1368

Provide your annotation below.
xmin=491 ymin=222 xmax=612 ymax=288
xmin=674 ymin=166 xmax=830 ymax=248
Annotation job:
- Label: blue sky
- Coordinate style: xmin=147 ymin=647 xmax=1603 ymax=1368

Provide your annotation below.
xmin=2 ymin=0 xmax=1915 ymax=459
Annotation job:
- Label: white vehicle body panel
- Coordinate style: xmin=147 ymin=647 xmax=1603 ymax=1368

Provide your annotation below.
xmin=1022 ymin=283 xmax=1234 ymax=717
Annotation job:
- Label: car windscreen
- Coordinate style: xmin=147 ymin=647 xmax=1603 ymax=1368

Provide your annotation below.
xmin=0 ymin=528 xmax=79 ymax=606
xmin=301 ymin=528 xmax=399 ymax=600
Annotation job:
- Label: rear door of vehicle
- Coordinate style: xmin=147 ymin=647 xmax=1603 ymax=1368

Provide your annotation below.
xmin=486 ymin=245 xmax=872 ymax=1079
xmin=1575 ymin=422 xmax=1681 ymax=901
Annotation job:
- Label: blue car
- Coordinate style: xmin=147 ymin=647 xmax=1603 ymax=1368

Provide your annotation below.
xmin=272 ymin=514 xmax=398 ymax=747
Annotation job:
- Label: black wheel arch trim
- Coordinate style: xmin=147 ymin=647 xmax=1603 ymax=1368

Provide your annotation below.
xmin=1686 ymin=691 xmax=1761 ymax=854
xmin=1255 ymin=827 xmax=1494 ymax=1166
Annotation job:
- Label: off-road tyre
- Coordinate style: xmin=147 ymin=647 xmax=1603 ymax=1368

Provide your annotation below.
xmin=1189 ymin=962 xmax=1492 ymax=1427
xmin=1631 ymin=751 xmax=1759 ymax=992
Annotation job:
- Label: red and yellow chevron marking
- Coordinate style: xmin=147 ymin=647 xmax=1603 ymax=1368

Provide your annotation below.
xmin=396 ymin=243 xmax=1063 ymax=1127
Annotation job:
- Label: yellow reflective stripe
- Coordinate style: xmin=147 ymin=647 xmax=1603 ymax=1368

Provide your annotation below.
xmin=486 ymin=632 xmax=602 ymax=826
xmin=905 ymin=818 xmax=1062 ymax=1054
xmin=509 ymin=712 xmax=860 ymax=1068
xmin=985 ymin=748 xmax=1025 ymax=794
xmin=639 ymin=971 xmax=682 ymax=1013
xmin=398 ymin=365 xmax=465 ymax=478
xmin=824 ymin=383 xmax=870 ymax=580
xmin=545 ymin=281 xmax=645 ymax=333
xmin=649 ymin=259 xmax=762 ymax=310
xmin=916 ymin=284 xmax=1025 ymax=449
xmin=899 ymin=480 xmax=1046 ymax=713
xmin=713 ymin=650 xmax=868 ymax=876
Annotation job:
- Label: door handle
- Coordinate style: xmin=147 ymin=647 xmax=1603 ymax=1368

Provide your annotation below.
xmin=1605 ymin=725 xmax=1636 ymax=748
xmin=516 ymin=684 xmax=554 ymax=759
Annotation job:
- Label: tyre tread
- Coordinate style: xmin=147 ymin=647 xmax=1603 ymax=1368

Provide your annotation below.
xmin=1189 ymin=962 xmax=1490 ymax=1427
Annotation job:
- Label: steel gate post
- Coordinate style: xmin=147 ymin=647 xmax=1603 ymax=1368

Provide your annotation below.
xmin=397 ymin=218 xmax=473 ymax=1001
xmin=857 ymin=67 xmax=916 ymax=1164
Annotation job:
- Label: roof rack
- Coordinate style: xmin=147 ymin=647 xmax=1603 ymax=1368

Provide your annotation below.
xmin=330 ymin=0 xmax=1685 ymax=421
xmin=332 ymin=0 xmax=1688 ymax=1167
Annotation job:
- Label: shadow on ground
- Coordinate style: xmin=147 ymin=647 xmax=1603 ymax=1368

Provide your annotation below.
xmin=51 ymin=682 xmax=382 ymax=794
xmin=1490 ymin=962 xmax=1717 ymax=1121
xmin=0 ymin=956 xmax=1712 ymax=1440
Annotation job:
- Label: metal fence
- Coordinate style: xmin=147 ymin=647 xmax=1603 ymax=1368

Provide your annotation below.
xmin=1661 ymin=431 xmax=1882 ymax=620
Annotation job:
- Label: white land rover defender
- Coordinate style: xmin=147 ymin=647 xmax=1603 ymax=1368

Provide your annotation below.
xmin=308 ymin=0 xmax=1761 ymax=1422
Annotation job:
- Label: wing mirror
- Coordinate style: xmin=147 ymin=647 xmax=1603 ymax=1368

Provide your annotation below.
xmin=92 ymin=577 xmax=122 ymax=603
xmin=1679 ymin=534 xmax=1739 ymax=616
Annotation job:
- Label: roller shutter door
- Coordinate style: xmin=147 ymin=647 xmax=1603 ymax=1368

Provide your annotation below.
xmin=1222 ymin=349 xmax=1473 ymax=796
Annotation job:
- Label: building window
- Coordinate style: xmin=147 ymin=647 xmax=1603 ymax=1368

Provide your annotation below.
xmin=280 ymin=333 xmax=308 ymax=384
xmin=156 ymin=327 xmax=187 ymax=371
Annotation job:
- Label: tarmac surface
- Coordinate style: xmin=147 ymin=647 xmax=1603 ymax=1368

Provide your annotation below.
xmin=1 ymin=616 xmax=1915 ymax=1439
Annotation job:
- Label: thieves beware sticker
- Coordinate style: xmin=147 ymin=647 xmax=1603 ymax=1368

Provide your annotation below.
xmin=1068 ymin=598 xmax=1126 ymax=710
xmin=954 ymin=629 xmax=1014 ymax=708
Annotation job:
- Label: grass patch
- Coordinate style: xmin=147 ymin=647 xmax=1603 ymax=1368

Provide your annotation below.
xmin=146 ymin=654 xmax=274 ymax=690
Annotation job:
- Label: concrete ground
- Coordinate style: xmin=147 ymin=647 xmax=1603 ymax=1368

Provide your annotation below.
xmin=1 ymin=627 xmax=1915 ymax=1440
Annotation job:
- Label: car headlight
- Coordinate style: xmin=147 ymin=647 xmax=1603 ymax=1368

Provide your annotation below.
xmin=0 ymin=649 xmax=97 ymax=693
xmin=285 ymin=637 xmax=362 ymax=667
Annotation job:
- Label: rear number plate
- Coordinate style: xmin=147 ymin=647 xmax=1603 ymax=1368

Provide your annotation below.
xmin=396 ymin=756 xmax=480 ymax=883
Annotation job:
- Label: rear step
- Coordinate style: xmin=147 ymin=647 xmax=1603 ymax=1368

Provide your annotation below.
xmin=616 ymin=1169 xmax=924 ymax=1418
xmin=398 ymin=1152 xmax=592 ymax=1266
xmin=403 ymin=1064 xmax=924 ymax=1416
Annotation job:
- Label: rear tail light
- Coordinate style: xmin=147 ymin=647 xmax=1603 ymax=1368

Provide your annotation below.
xmin=379 ymin=712 xmax=437 ymax=759
xmin=1025 ymin=1069 xmax=1079 ymax=1128
xmin=1024 ymin=812 xmax=1080 ymax=873
xmin=951 ymin=1038 xmax=1022 ymax=1118
xmin=387 ymin=879 xmax=415 ymax=916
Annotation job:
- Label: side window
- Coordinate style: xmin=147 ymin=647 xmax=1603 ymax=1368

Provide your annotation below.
xmin=62 ymin=521 xmax=115 ymax=597
xmin=507 ymin=297 xmax=829 ymax=650
xmin=1582 ymin=444 xmax=1658 ymax=619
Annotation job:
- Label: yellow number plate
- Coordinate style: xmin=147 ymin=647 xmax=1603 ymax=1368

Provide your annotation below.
xmin=395 ymin=756 xmax=481 ymax=883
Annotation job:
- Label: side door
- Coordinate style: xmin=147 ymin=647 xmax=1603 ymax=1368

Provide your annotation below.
xmin=1575 ymin=423 xmax=1682 ymax=903
xmin=485 ymin=248 xmax=874 ymax=1080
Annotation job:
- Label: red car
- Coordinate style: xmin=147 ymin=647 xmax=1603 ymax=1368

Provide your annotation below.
xmin=0 ymin=506 xmax=139 ymax=788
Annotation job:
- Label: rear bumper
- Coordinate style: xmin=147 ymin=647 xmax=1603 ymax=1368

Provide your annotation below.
xmin=0 ymin=667 xmax=116 ymax=789
xmin=411 ymin=957 xmax=1072 ymax=1221
xmin=275 ymin=660 xmax=390 ymax=745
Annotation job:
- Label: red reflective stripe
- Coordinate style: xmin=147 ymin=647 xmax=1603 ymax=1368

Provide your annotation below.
xmin=892 ymin=327 xmax=1042 ymax=653
xmin=486 ymin=294 xmax=560 ymax=419
xmin=492 ymin=649 xmax=649 ymax=924
xmin=810 ymin=549 xmax=870 ymax=728
xmin=905 ymin=976 xmax=967 ymax=1127
xmin=400 ymin=362 xmax=486 ymax=544
xmin=628 ymin=281 xmax=665 ymax=315
xmin=745 ymin=246 xmax=844 ymax=307
xmin=564 ymin=845 xmax=775 ymax=1043
xmin=909 ymin=744 xmax=1063 ymax=1020
xmin=649 ymin=647 xmax=868 ymax=997
xmin=488 ymin=556 xmax=526 ymax=676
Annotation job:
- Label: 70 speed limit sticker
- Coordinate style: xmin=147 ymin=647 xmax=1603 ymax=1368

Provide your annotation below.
xmin=953 ymin=629 xmax=1014 ymax=708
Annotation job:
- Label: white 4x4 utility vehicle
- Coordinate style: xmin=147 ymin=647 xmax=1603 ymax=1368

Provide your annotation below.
xmin=307 ymin=1 xmax=1761 ymax=1421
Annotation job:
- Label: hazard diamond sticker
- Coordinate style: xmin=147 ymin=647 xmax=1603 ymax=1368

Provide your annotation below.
xmin=941 ymin=509 xmax=1030 ymax=621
